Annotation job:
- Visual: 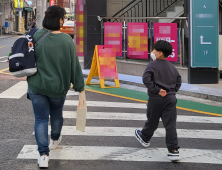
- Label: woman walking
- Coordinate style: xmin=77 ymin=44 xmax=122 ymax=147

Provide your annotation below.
xmin=27 ymin=5 xmax=84 ymax=168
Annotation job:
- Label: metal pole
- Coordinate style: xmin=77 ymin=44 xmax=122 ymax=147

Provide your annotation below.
xmin=0 ymin=14 xmax=2 ymax=35
xmin=149 ymin=21 xmax=153 ymax=62
xmin=146 ymin=0 xmax=147 ymax=21
xmin=19 ymin=11 xmax=22 ymax=17
xmin=36 ymin=0 xmax=47 ymax=29
xmin=101 ymin=20 xmax=103 ymax=45
xmin=100 ymin=17 xmax=187 ymax=20
xmin=36 ymin=0 xmax=42 ymax=29
xmin=123 ymin=20 xmax=126 ymax=60
xmin=19 ymin=11 xmax=22 ymax=32
xmin=179 ymin=19 xmax=183 ymax=67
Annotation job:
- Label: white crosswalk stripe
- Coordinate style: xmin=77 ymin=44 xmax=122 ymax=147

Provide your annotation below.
xmin=0 ymin=81 xmax=28 ymax=99
xmin=0 ymin=56 xmax=8 ymax=62
xmin=1 ymin=81 xmax=219 ymax=165
xmin=43 ymin=126 xmax=222 ymax=139
xmin=0 ymin=56 xmax=7 ymax=59
xmin=17 ymin=145 xmax=222 ymax=164
xmin=63 ymin=111 xmax=222 ymax=123
xmin=65 ymin=100 xmax=147 ymax=108
xmin=0 ymin=60 xmax=7 ymax=63
xmin=0 ymin=81 xmax=78 ymax=99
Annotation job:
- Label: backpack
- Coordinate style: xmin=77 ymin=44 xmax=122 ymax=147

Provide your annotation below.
xmin=9 ymin=28 xmax=52 ymax=77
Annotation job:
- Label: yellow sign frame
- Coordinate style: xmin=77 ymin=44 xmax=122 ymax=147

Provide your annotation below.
xmin=15 ymin=0 xmax=24 ymax=8
xmin=86 ymin=45 xmax=120 ymax=89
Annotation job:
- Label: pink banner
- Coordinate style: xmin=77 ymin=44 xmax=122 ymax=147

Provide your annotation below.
xmin=104 ymin=23 xmax=122 ymax=56
xmin=154 ymin=23 xmax=178 ymax=62
xmin=127 ymin=23 xmax=148 ymax=59
xmin=97 ymin=45 xmax=118 ymax=80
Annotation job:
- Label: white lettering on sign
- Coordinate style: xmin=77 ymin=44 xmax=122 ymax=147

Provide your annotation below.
xmin=200 ymin=35 xmax=212 ymax=45
xmin=169 ymin=49 xmax=175 ymax=58
xmin=17 ymin=0 xmax=21 ymax=7
xmin=156 ymin=38 xmax=176 ymax=58
xmin=50 ymin=0 xmax=55 ymax=6
xmin=156 ymin=38 xmax=175 ymax=43
xmin=196 ymin=14 xmax=214 ymax=19
xmin=204 ymin=50 xmax=208 ymax=55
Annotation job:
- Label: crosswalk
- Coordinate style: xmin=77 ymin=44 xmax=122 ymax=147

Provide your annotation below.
xmin=0 ymin=56 xmax=8 ymax=63
xmin=0 ymin=81 xmax=222 ymax=165
xmin=0 ymin=81 xmax=79 ymax=99
xmin=17 ymin=145 xmax=222 ymax=164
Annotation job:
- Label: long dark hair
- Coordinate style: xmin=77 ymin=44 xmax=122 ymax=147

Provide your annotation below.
xmin=42 ymin=5 xmax=66 ymax=30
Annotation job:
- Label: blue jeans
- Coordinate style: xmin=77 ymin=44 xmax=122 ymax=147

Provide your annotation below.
xmin=28 ymin=89 xmax=66 ymax=156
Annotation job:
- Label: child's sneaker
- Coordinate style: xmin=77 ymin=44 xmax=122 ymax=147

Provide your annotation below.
xmin=37 ymin=155 xmax=49 ymax=168
xmin=167 ymin=149 xmax=180 ymax=162
xmin=135 ymin=129 xmax=150 ymax=147
xmin=49 ymin=135 xmax=62 ymax=150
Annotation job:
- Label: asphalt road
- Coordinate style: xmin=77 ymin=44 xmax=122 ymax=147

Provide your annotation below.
xmin=0 ymin=36 xmax=24 ymax=70
xmin=0 ymin=37 xmax=222 ymax=170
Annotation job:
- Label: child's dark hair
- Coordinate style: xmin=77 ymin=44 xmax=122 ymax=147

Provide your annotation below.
xmin=43 ymin=5 xmax=66 ymax=30
xmin=153 ymin=40 xmax=173 ymax=57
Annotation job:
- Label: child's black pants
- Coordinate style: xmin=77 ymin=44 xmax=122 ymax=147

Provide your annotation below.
xmin=141 ymin=94 xmax=180 ymax=151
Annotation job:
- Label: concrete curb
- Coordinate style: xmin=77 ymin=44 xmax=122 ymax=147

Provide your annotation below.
xmin=177 ymin=90 xmax=222 ymax=102
xmin=0 ymin=32 xmax=25 ymax=39
xmin=83 ymin=74 xmax=222 ymax=102
xmin=0 ymin=35 xmax=12 ymax=39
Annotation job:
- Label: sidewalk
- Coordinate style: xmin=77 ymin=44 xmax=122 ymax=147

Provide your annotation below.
xmin=0 ymin=32 xmax=25 ymax=39
xmin=0 ymin=34 xmax=12 ymax=39
xmin=82 ymin=69 xmax=222 ymax=102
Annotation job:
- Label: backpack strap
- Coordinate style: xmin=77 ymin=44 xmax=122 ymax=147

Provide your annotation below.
xmin=34 ymin=30 xmax=53 ymax=47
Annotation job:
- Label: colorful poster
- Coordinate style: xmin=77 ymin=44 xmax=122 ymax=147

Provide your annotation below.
xmin=104 ymin=23 xmax=122 ymax=56
xmin=154 ymin=23 xmax=178 ymax=62
xmin=86 ymin=45 xmax=120 ymax=88
xmin=76 ymin=0 xmax=85 ymax=56
xmin=97 ymin=45 xmax=118 ymax=80
xmin=127 ymin=23 xmax=148 ymax=59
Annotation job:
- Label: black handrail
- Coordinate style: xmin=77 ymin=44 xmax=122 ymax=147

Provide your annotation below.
xmin=112 ymin=0 xmax=180 ymax=22
xmin=112 ymin=0 xmax=137 ymax=17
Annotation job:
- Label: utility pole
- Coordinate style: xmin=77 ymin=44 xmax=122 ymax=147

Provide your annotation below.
xmin=36 ymin=0 xmax=47 ymax=29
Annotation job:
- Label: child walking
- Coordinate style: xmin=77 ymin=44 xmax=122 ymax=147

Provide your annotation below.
xmin=135 ymin=40 xmax=182 ymax=162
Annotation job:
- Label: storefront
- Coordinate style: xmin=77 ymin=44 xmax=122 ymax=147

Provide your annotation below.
xmin=23 ymin=1 xmax=35 ymax=31
xmin=0 ymin=3 xmax=13 ymax=34
xmin=14 ymin=0 xmax=35 ymax=32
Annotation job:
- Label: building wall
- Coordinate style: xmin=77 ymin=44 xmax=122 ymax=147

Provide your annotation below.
xmin=107 ymin=0 xmax=132 ymax=17
xmin=58 ymin=0 xmax=70 ymax=8
xmin=0 ymin=3 xmax=13 ymax=34
xmin=107 ymin=0 xmax=166 ymax=17
xmin=219 ymin=35 xmax=222 ymax=71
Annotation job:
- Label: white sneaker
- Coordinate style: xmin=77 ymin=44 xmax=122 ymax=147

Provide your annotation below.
xmin=49 ymin=135 xmax=62 ymax=150
xmin=38 ymin=155 xmax=49 ymax=168
xmin=167 ymin=150 xmax=180 ymax=162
